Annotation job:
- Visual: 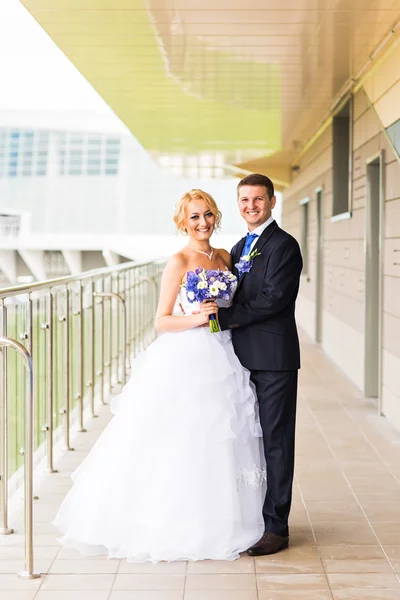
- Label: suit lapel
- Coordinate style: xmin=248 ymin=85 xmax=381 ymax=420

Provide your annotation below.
xmin=253 ymin=220 xmax=278 ymax=254
xmin=235 ymin=221 xmax=278 ymax=291
xmin=232 ymin=236 xmax=246 ymax=278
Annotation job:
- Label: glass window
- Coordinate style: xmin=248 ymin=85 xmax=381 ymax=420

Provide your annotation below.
xmin=23 ymin=131 xmax=34 ymax=138
xmin=106 ymin=159 xmax=118 ymax=165
xmin=106 ymin=138 xmax=120 ymax=145
xmin=87 ymin=159 xmax=101 ymax=165
xmin=300 ymin=198 xmax=310 ymax=275
xmin=105 ymin=168 xmax=118 ymax=175
xmin=106 ymin=148 xmax=120 ymax=155
xmin=88 ymin=139 xmax=102 ymax=145
xmin=87 ymin=168 xmax=101 ymax=175
xmin=70 ymin=149 xmax=83 ymax=156
xmin=8 ymin=161 xmax=18 ymax=168
xmin=332 ymin=98 xmax=352 ymax=219
xmin=8 ymin=170 xmax=17 ymax=176
xmin=69 ymin=169 xmax=81 ymax=175
xmin=36 ymin=169 xmax=46 ymax=176
xmin=22 ymin=170 xmax=32 ymax=176
xmin=10 ymin=131 xmax=20 ymax=138
xmin=9 ymin=151 xmax=18 ymax=158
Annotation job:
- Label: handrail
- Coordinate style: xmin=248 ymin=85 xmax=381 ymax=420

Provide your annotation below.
xmin=0 ymin=259 xmax=165 ymax=578
xmin=0 ymin=258 xmax=165 ymax=299
xmin=0 ymin=336 xmax=40 ymax=580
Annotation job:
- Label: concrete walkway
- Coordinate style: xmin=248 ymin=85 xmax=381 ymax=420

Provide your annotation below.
xmin=1 ymin=332 xmax=400 ymax=599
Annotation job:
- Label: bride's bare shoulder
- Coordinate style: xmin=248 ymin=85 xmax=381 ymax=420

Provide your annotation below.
xmin=215 ymin=248 xmax=232 ymax=269
xmin=163 ymin=251 xmax=189 ymax=279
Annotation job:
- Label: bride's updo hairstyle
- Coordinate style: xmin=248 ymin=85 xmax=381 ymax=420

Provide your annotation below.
xmin=174 ymin=189 xmax=222 ymax=235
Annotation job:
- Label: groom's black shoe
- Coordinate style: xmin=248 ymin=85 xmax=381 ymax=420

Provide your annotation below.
xmin=247 ymin=532 xmax=289 ymax=556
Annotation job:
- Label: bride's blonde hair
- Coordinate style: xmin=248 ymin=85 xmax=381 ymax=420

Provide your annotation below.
xmin=173 ymin=189 xmax=222 ymax=234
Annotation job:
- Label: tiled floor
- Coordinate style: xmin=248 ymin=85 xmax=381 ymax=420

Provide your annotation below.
xmin=1 ymin=332 xmax=400 ymax=599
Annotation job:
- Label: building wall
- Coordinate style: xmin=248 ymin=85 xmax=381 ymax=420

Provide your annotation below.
xmin=0 ymin=116 xmax=247 ymax=238
xmin=282 ymin=51 xmax=400 ymax=432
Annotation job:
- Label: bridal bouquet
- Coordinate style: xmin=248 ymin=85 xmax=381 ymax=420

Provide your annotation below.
xmin=182 ymin=267 xmax=236 ymax=333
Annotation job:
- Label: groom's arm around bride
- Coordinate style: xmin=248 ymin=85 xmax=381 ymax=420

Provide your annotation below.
xmin=218 ymin=173 xmax=303 ymax=556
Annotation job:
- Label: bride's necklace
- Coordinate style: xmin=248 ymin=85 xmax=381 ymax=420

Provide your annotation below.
xmin=190 ymin=246 xmax=214 ymax=260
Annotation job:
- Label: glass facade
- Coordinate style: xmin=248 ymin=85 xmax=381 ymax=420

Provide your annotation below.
xmin=0 ymin=128 xmax=121 ymax=178
xmin=57 ymin=132 xmax=120 ymax=176
xmin=0 ymin=129 xmax=49 ymax=177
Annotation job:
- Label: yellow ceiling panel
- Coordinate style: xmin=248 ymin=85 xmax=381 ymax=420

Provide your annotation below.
xmin=22 ymin=0 xmax=400 ymax=176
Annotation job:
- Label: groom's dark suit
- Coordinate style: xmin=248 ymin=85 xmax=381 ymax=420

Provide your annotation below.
xmin=218 ymin=220 xmax=303 ymax=537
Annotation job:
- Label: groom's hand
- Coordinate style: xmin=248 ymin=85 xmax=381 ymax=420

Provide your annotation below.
xmin=191 ymin=301 xmax=218 ymax=327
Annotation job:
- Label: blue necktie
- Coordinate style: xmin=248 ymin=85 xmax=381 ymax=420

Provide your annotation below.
xmin=241 ymin=232 xmax=258 ymax=258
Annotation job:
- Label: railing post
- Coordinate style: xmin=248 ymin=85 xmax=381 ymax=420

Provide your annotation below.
xmin=0 ymin=336 xmax=40 ymax=580
xmin=43 ymin=292 xmax=57 ymax=473
xmin=60 ymin=288 xmax=73 ymax=450
xmin=89 ymin=280 xmax=97 ymax=418
xmin=0 ymin=301 xmax=14 ymax=535
xmin=132 ymin=272 xmax=138 ymax=359
xmin=93 ymin=292 xmax=126 ymax=387
xmin=143 ymin=276 xmax=158 ymax=346
xmin=108 ymin=276 xmax=113 ymax=394
xmin=117 ymin=275 xmax=122 ymax=382
xmin=77 ymin=283 xmax=86 ymax=432
xmin=99 ymin=278 xmax=105 ymax=405
xmin=128 ymin=269 xmax=133 ymax=362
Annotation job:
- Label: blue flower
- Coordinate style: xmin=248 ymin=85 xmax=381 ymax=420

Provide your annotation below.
xmin=235 ymin=248 xmax=262 ymax=277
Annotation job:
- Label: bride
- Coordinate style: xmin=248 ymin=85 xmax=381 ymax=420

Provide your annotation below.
xmin=53 ymin=189 xmax=266 ymax=563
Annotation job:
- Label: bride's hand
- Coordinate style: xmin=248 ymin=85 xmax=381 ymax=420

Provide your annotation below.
xmin=195 ymin=300 xmax=218 ymax=325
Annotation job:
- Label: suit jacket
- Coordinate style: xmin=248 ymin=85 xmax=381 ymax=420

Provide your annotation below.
xmin=218 ymin=221 xmax=303 ymax=371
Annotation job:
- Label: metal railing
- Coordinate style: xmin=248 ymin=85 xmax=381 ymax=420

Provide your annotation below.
xmin=0 ymin=259 xmax=164 ymax=577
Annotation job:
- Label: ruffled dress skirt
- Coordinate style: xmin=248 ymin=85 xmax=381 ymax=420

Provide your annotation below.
xmin=53 ymin=327 xmax=266 ymax=562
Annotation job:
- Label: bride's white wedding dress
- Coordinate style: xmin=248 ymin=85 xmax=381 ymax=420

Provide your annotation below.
xmin=53 ymin=270 xmax=266 ymax=562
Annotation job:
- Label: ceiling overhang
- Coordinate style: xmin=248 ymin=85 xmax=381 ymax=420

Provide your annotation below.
xmin=21 ymin=0 xmax=400 ymax=178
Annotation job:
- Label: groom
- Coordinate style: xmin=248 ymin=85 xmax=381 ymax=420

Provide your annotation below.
xmin=218 ymin=173 xmax=303 ymax=556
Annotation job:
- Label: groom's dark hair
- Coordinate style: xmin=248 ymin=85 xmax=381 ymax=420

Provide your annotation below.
xmin=237 ymin=173 xmax=274 ymax=200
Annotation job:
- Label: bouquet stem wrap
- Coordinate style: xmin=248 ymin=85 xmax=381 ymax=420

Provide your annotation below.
xmin=208 ymin=312 xmax=220 ymax=333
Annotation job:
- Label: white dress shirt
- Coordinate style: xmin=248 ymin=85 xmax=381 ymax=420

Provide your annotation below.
xmin=248 ymin=216 xmax=275 ymax=252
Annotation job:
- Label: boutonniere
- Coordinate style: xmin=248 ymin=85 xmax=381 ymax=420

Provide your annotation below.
xmin=235 ymin=247 xmax=262 ymax=276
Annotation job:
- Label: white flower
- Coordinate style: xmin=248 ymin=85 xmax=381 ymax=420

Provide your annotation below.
xmin=209 ymin=285 xmax=219 ymax=296
xmin=218 ymin=282 xmax=227 ymax=291
xmin=197 ymin=281 xmax=207 ymax=289
xmin=187 ymin=291 xmax=195 ymax=300
xmin=242 ymin=255 xmax=250 ymax=261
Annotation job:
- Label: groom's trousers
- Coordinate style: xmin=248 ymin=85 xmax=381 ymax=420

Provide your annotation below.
xmin=250 ymin=369 xmax=298 ymax=538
